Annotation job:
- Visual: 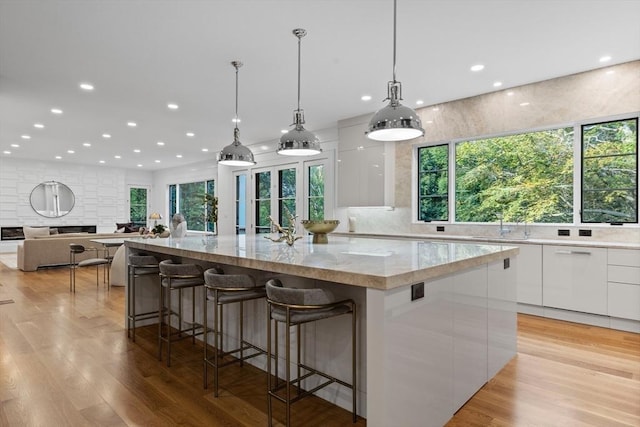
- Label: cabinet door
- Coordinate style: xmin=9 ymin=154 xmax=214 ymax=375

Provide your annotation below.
xmin=488 ymin=257 xmax=517 ymax=379
xmin=542 ymin=245 xmax=607 ymax=315
xmin=515 ymin=244 xmax=543 ymax=305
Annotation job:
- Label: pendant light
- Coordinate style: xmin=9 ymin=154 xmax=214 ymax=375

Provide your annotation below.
xmin=277 ymin=28 xmax=322 ymax=156
xmin=218 ymin=61 xmax=256 ymax=166
xmin=366 ymin=0 xmax=424 ymax=142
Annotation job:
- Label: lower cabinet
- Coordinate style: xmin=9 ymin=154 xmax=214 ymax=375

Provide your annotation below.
xmin=607 ymin=249 xmax=640 ymax=320
xmin=515 ymin=244 xmax=543 ymax=305
xmin=542 ymin=245 xmax=608 ymax=315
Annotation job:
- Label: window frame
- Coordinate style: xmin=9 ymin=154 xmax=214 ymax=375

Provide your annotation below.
xmin=416 ymin=143 xmax=449 ymax=222
xmin=167 ymin=179 xmax=216 ymax=233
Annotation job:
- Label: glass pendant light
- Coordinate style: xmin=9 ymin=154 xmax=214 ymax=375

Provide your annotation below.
xmin=277 ymin=28 xmax=322 ymax=156
xmin=366 ymin=0 xmax=424 ymax=142
xmin=218 ymin=61 xmax=256 ymax=166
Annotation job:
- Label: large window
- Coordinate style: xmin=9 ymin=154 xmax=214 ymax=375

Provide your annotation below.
xmin=168 ymin=179 xmax=215 ymax=232
xmin=582 ymin=118 xmax=638 ymax=223
xmin=129 ymin=187 xmax=148 ymax=228
xmin=418 ymin=144 xmax=448 ymax=221
xmin=455 ymin=127 xmax=574 ymax=223
xmin=235 ymin=173 xmax=247 ymax=234
xmin=255 ymin=171 xmax=271 ymax=234
xmin=279 ymin=168 xmax=296 ymax=227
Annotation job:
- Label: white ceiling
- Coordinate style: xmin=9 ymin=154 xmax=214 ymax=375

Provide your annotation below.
xmin=1 ymin=0 xmax=639 ymax=171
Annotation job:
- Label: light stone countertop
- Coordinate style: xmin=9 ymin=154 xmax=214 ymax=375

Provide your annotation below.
xmin=335 ymin=232 xmax=640 ymax=250
xmin=125 ymin=234 xmax=518 ymax=290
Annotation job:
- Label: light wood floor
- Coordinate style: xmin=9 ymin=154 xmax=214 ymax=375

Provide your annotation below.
xmin=0 ymin=261 xmax=638 ymax=426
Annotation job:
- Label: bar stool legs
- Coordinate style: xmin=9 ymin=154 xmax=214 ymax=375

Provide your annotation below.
xmin=127 ymin=254 xmax=160 ymax=342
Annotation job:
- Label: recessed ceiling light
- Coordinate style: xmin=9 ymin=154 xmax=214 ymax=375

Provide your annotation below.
xmin=102 ymin=133 xmax=111 ymax=138
xmin=67 ymin=150 xmax=74 ymax=154
xmin=10 ymin=144 xmax=19 ymax=148
xmin=176 ymin=154 xmax=183 ymax=158
xmin=51 ymin=108 xmax=63 ymax=114
xmin=201 ymin=148 xmax=209 ymax=152
xmin=186 ymin=132 xmax=195 ymax=137
xmin=21 ymin=135 xmax=31 ymax=139
xmin=361 ymin=95 xmax=372 ymax=101
xmin=33 ymin=123 xmax=44 ymax=129
xmin=493 ymin=81 xmax=503 ymax=87
xmin=79 ymin=82 xmax=94 ymax=91
xmin=167 ymin=103 xmax=179 ymax=110
xmin=127 ymin=122 xmax=137 ymax=127
xmin=83 ymin=142 xmax=91 ymax=147
xmin=133 ymin=149 xmax=141 ymax=153
xmin=3 ymin=151 xmax=10 ymax=155
xmin=281 ymin=129 xmax=289 ymax=134
xmin=232 ymin=118 xmax=241 ymax=123
xmin=599 ymin=55 xmax=612 ymax=63
xmin=416 ymin=100 xmax=424 ymax=105
xmin=507 ymin=91 xmax=514 ymax=96
xmin=154 ymin=159 xmax=161 ymax=163
xmin=157 ymin=141 xmax=165 ymax=146
xmin=114 ymin=155 xmax=121 ymax=159
xmin=432 ymin=107 xmax=439 ymax=112
xmin=137 ymin=164 xmax=143 ymax=167
xmin=470 ymin=64 xmax=485 ymax=72
xmin=261 ymin=145 xmax=269 ymax=151
xmin=520 ymin=102 xmax=530 ymax=107
xmin=55 ymin=156 xmax=62 ymax=159
xmin=99 ymin=160 xmax=105 ymax=164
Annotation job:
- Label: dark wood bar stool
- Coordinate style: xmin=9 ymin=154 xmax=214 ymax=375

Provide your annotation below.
xmin=69 ymin=243 xmax=110 ymax=292
xmin=158 ymin=259 xmax=205 ymax=367
xmin=127 ymin=254 xmax=160 ymax=342
xmin=203 ymin=267 xmax=267 ymax=396
xmin=265 ymin=278 xmax=357 ymax=427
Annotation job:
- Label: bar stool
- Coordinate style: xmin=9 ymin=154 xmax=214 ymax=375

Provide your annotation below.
xmin=203 ymin=268 xmax=267 ymax=396
xmin=158 ymin=259 xmax=205 ymax=367
xmin=265 ymin=278 xmax=357 ymax=427
xmin=127 ymin=253 xmax=160 ymax=342
xmin=69 ymin=243 xmax=110 ymax=293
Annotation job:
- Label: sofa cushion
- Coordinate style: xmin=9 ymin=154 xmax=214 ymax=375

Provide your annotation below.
xmin=23 ymin=226 xmax=50 ymax=239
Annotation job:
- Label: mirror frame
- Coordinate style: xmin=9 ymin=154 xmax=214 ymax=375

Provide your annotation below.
xmin=29 ymin=181 xmax=75 ymax=218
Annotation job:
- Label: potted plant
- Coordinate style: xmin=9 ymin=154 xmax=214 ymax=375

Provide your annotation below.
xmin=203 ymin=193 xmax=218 ymax=234
xmin=152 ymin=223 xmax=169 ymax=237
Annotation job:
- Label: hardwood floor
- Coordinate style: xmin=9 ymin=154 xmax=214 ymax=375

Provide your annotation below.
xmin=1 ymin=261 xmax=638 ymax=426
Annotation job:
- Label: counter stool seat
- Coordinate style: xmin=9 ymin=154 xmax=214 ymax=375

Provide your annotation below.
xmin=127 ymin=254 xmax=160 ymax=342
xmin=266 ymin=279 xmax=357 ymax=427
xmin=158 ymin=259 xmax=205 ymax=367
xmin=203 ymin=268 xmax=267 ymax=397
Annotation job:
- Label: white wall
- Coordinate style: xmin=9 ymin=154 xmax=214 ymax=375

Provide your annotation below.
xmin=0 ymin=157 xmax=152 ymax=251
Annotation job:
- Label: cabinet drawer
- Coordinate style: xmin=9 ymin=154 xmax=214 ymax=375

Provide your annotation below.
xmin=608 ymin=282 xmax=640 ymax=320
xmin=608 ymin=265 xmax=640 ymax=285
xmin=608 ymin=249 xmax=640 ymax=267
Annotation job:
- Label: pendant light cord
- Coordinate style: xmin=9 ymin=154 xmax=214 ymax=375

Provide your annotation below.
xmin=392 ymin=0 xmax=397 ymax=83
xmin=297 ymin=32 xmax=302 ymax=111
xmin=234 ymin=63 xmax=240 ymax=131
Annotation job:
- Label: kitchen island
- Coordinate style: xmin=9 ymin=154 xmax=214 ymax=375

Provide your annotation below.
xmin=125 ymin=234 xmax=518 ymax=427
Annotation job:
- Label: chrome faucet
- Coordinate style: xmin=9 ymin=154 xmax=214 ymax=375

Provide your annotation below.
xmin=497 ymin=213 xmax=511 ymax=238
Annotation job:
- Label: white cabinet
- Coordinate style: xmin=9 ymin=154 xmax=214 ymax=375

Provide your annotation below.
xmin=514 ymin=244 xmax=543 ymax=305
xmin=542 ymin=245 xmax=608 ymax=315
xmin=488 ymin=257 xmax=517 ymax=379
xmin=607 ymin=249 xmax=640 ymax=320
xmin=337 ymin=117 xmax=393 ymax=207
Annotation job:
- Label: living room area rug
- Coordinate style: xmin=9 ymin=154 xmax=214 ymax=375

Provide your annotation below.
xmin=0 ymin=253 xmax=18 ymax=269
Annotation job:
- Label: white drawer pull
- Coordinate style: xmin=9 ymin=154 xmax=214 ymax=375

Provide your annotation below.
xmin=555 ymin=250 xmax=591 ymax=255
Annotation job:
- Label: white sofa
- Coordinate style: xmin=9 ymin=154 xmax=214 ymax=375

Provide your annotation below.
xmin=17 ymin=232 xmax=120 ymax=271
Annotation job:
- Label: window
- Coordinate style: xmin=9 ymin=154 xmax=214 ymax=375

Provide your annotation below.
xmin=417 ymin=144 xmax=448 ymax=221
xmin=581 ymin=118 xmax=638 ymax=223
xmin=168 ymin=179 xmax=215 ymax=232
xmin=279 ymin=168 xmax=296 ymax=227
xmin=129 ymin=187 xmax=148 ymax=228
xmin=307 ymin=164 xmax=325 ymax=220
xmin=455 ymin=127 xmax=574 ymax=223
xmin=255 ymin=171 xmax=271 ymax=234
xmin=235 ymin=173 xmax=247 ymax=234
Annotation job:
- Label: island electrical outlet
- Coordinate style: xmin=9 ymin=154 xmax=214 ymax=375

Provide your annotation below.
xmin=411 ymin=282 xmax=424 ymax=301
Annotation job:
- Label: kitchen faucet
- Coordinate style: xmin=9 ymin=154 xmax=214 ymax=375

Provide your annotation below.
xmin=497 ymin=213 xmax=511 ymax=238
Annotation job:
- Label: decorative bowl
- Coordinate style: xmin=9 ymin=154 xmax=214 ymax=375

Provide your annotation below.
xmin=301 ymin=220 xmax=340 ymax=244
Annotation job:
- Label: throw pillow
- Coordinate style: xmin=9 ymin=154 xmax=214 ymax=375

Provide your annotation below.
xmin=23 ymin=226 xmax=50 ymax=239
xmin=116 ymin=222 xmax=133 ymax=230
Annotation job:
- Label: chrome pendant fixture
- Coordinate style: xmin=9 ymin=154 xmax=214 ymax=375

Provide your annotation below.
xmin=218 ymin=61 xmax=256 ymax=166
xmin=366 ymin=0 xmax=424 ymax=142
xmin=277 ymin=28 xmax=322 ymax=156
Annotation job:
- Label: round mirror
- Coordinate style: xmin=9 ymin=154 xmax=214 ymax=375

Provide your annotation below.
xmin=29 ymin=181 xmax=75 ymax=218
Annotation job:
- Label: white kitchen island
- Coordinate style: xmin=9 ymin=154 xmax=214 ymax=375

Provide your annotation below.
xmin=125 ymin=234 xmax=519 ymax=427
